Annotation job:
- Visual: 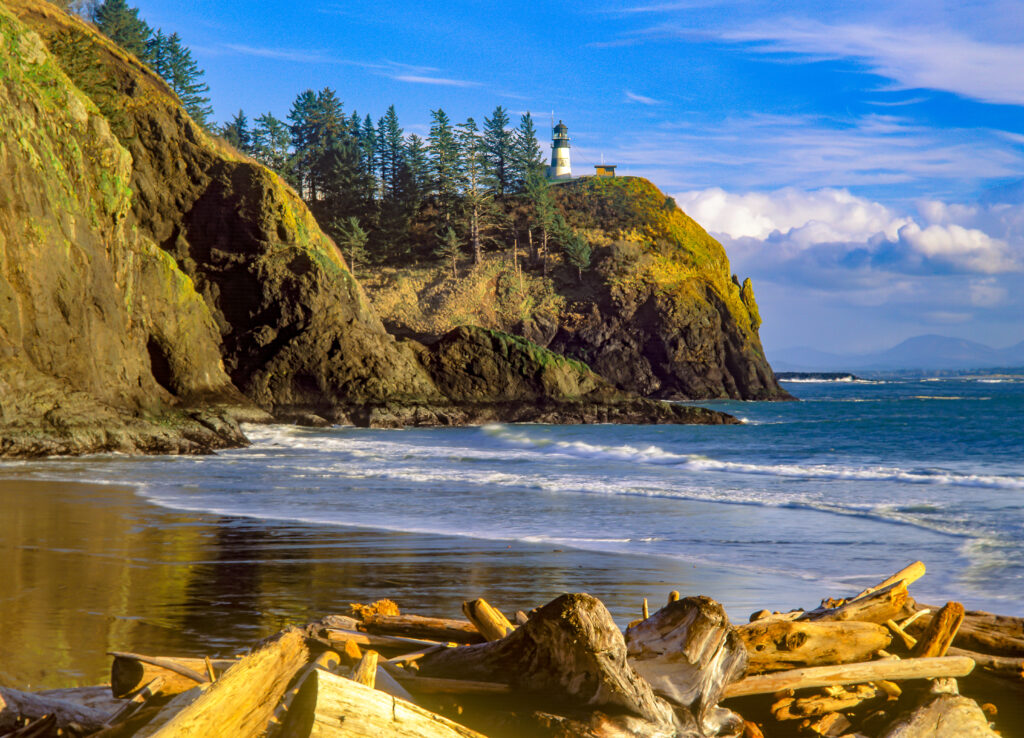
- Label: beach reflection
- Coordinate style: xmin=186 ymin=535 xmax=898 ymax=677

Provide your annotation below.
xmin=0 ymin=478 xmax=730 ymax=689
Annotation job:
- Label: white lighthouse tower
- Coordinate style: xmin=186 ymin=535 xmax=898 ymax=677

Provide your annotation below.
xmin=548 ymin=120 xmax=572 ymax=180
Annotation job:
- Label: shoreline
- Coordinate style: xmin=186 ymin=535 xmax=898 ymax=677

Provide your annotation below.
xmin=0 ymin=475 xmax=845 ymax=690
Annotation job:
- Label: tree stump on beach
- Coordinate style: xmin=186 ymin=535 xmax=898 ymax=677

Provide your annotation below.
xmin=417 ymin=593 xmax=682 ymax=734
xmin=625 ymin=596 xmax=749 ymax=736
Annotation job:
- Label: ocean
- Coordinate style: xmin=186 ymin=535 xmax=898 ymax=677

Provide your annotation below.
xmin=2 ymin=376 xmax=1022 ymax=685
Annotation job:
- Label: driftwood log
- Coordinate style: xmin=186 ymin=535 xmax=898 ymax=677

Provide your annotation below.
xmin=279 ymin=667 xmax=487 ymax=738
xmin=625 ymin=596 xmax=747 ymax=736
xmin=803 ymin=581 xmax=912 ymax=624
xmin=461 ymin=599 xmax=514 ymax=641
xmin=880 ymin=693 xmax=998 ymax=737
xmin=148 ymin=628 xmax=310 ymax=738
xmin=110 ymin=654 xmax=236 ymax=698
xmin=360 ymin=613 xmax=485 ymax=644
xmin=912 ymin=602 xmax=965 ymax=658
xmin=735 ymin=619 xmax=891 ymax=673
xmin=907 ymin=607 xmax=1024 ymax=657
xmin=723 ymin=656 xmax=976 ymax=698
xmin=0 ymin=687 xmax=109 ymax=734
xmin=417 ymin=593 xmax=680 ymax=734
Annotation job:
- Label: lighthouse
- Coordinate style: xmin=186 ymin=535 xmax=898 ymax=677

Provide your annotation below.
xmin=548 ymin=120 xmax=571 ymax=180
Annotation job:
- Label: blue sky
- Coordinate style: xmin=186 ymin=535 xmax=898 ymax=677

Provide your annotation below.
xmin=134 ymin=0 xmax=1024 ymax=355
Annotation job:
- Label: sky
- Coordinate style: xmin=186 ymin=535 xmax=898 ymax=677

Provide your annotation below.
xmin=133 ymin=0 xmax=1024 ymax=355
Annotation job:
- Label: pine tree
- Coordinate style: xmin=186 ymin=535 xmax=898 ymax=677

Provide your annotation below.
xmin=252 ymin=112 xmax=291 ymax=172
xmin=435 ymin=226 xmax=462 ymax=279
xmin=165 ymin=33 xmax=213 ymax=128
xmin=333 ymin=216 xmax=370 ymax=277
xmin=456 ymin=117 xmax=492 ymax=266
xmin=404 ymin=134 xmax=430 ymax=211
xmin=145 ymin=28 xmax=172 ymax=79
xmin=93 ymin=0 xmax=150 ymax=58
xmin=359 ymin=114 xmax=378 ymax=198
xmin=221 ymin=110 xmax=252 ymax=153
xmin=427 ymin=108 xmax=460 ymax=230
xmin=558 ymin=225 xmax=592 ymax=281
xmin=524 ymin=166 xmax=558 ymax=274
xmin=377 ymin=105 xmax=404 ymax=203
xmin=482 ymin=106 xmax=514 ymax=196
xmin=512 ymin=112 xmax=544 ymax=193
xmin=288 ymin=90 xmax=319 ymax=198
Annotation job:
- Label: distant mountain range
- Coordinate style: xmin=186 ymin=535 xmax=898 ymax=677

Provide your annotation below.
xmin=771 ymin=335 xmax=1024 ymax=372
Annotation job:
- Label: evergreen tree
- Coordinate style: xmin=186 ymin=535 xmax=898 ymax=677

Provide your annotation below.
xmin=333 ymin=216 xmax=370 ymax=278
xmin=252 ymin=112 xmax=291 ymax=172
xmin=404 ymin=134 xmax=430 ymax=211
xmin=456 ymin=117 xmax=492 ymax=265
xmin=288 ymin=90 xmax=319 ymax=198
xmin=165 ymin=33 xmax=213 ymax=128
xmin=307 ymin=88 xmax=346 ymax=201
xmin=359 ymin=114 xmax=378 ymax=198
xmin=435 ymin=226 xmax=462 ymax=279
xmin=558 ymin=224 xmax=592 ymax=281
xmin=524 ymin=166 xmax=558 ymax=274
xmin=512 ymin=112 xmax=544 ymax=193
xmin=377 ymin=105 xmax=404 ymax=203
xmin=145 ymin=28 xmax=172 ymax=79
xmin=220 ymin=109 xmax=252 ymax=153
xmin=93 ymin=0 xmax=150 ymax=58
xmin=482 ymin=105 xmax=514 ymax=196
xmin=427 ymin=108 xmax=459 ymax=230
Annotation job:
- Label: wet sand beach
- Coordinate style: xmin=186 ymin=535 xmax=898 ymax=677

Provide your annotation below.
xmin=0 ymin=476 xmax=801 ymax=690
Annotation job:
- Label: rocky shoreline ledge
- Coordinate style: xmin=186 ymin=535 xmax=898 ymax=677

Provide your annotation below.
xmin=2 ymin=561 xmax=1019 ymax=737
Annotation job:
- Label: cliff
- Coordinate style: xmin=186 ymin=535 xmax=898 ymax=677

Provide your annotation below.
xmin=363 ymin=177 xmax=789 ymax=400
xmin=0 ymin=0 xmax=735 ymax=456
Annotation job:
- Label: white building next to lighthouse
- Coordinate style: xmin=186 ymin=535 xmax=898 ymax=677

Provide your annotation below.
xmin=547 ymin=120 xmax=572 ymax=180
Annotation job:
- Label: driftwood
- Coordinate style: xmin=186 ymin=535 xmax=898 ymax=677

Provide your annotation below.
xmin=361 ymin=613 xmax=485 ymax=644
xmin=148 ymin=628 xmax=310 ymax=738
xmin=947 ymin=646 xmax=1024 ymax=678
xmin=880 ymin=693 xmax=998 ymax=737
xmin=133 ymin=686 xmax=208 ymax=738
xmin=461 ymin=599 xmax=514 ymax=641
xmin=0 ymin=686 xmax=109 ymax=734
xmin=352 ymin=650 xmax=379 ymax=688
xmin=907 ymin=607 xmax=1024 ymax=657
xmin=736 ymin=619 xmax=891 ymax=673
xmin=723 ymin=656 xmax=976 ymax=698
xmin=771 ymin=683 xmax=882 ymax=720
xmin=110 ymin=653 xmax=236 ymax=698
xmin=418 ymin=593 xmax=679 ymax=733
xmin=34 ymin=686 xmax=123 ymax=715
xmin=278 ymin=667 xmax=486 ymax=738
xmin=322 ymin=628 xmax=446 ymax=652
xmin=912 ymin=602 xmax=964 ymax=658
xmin=852 ymin=561 xmax=926 ymax=601
xmin=625 ymin=596 xmax=747 ymax=736
xmin=803 ymin=581 xmax=911 ymax=624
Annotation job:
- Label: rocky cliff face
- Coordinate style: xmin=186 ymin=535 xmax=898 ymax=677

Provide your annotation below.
xmin=0 ymin=0 xmax=735 ymax=456
xmin=364 ymin=177 xmax=790 ymax=401
xmin=548 ymin=177 xmax=788 ymax=401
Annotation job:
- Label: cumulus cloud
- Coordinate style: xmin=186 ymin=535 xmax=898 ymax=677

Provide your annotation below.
xmin=675 ymin=186 xmax=1022 ymax=277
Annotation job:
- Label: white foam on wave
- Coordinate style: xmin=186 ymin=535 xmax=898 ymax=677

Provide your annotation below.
xmin=482 ymin=425 xmax=1024 ymax=491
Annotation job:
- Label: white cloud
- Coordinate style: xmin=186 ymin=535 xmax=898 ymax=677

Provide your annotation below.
xmin=721 ymin=21 xmax=1024 ymax=107
xmin=896 ymin=222 xmax=1015 ymax=274
xmin=625 ymin=90 xmax=663 ymax=105
xmin=391 ymin=75 xmax=480 ymax=87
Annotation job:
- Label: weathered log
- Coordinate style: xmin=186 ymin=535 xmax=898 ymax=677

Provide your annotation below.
xmin=322 ymin=628 xmax=447 ymax=652
xmin=35 ymin=686 xmax=123 ymax=715
xmin=383 ymin=670 xmax=512 ymax=695
xmin=419 ymin=593 xmax=679 ymax=732
xmin=110 ymin=654 xmax=236 ymax=698
xmin=851 ymin=561 xmax=926 ymax=601
xmin=947 ymin=646 xmax=1024 ymax=678
xmin=723 ymin=656 xmax=976 ymax=699
xmin=912 ymin=602 xmax=964 ymax=658
xmin=802 ymin=581 xmax=911 ymax=624
xmin=361 ymin=613 xmax=485 ymax=644
xmin=625 ymin=596 xmax=747 ymax=736
xmin=278 ymin=667 xmax=486 ymax=738
xmin=103 ymin=676 xmax=164 ymax=726
xmin=147 ymin=628 xmax=310 ymax=738
xmin=2 ymin=713 xmax=57 ymax=738
xmin=880 ymin=693 xmax=998 ymax=737
xmin=886 ymin=619 xmax=918 ymax=650
xmin=461 ymin=598 xmax=514 ymax=641
xmin=352 ymin=651 xmax=379 ymax=688
xmin=771 ymin=684 xmax=881 ymax=720
xmin=736 ymin=619 xmax=891 ymax=673
xmin=0 ymin=687 xmax=109 ymax=734
xmin=372 ymin=666 xmax=416 ymax=703
xmin=133 ymin=686 xmax=208 ymax=738
xmin=907 ymin=607 xmax=1024 ymax=657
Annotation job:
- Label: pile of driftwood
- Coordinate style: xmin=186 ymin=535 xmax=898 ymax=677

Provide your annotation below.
xmin=2 ymin=560 xmax=1021 ymax=737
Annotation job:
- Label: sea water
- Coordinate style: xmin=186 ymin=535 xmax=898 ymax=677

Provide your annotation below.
xmin=8 ymin=377 xmax=1024 ymax=617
